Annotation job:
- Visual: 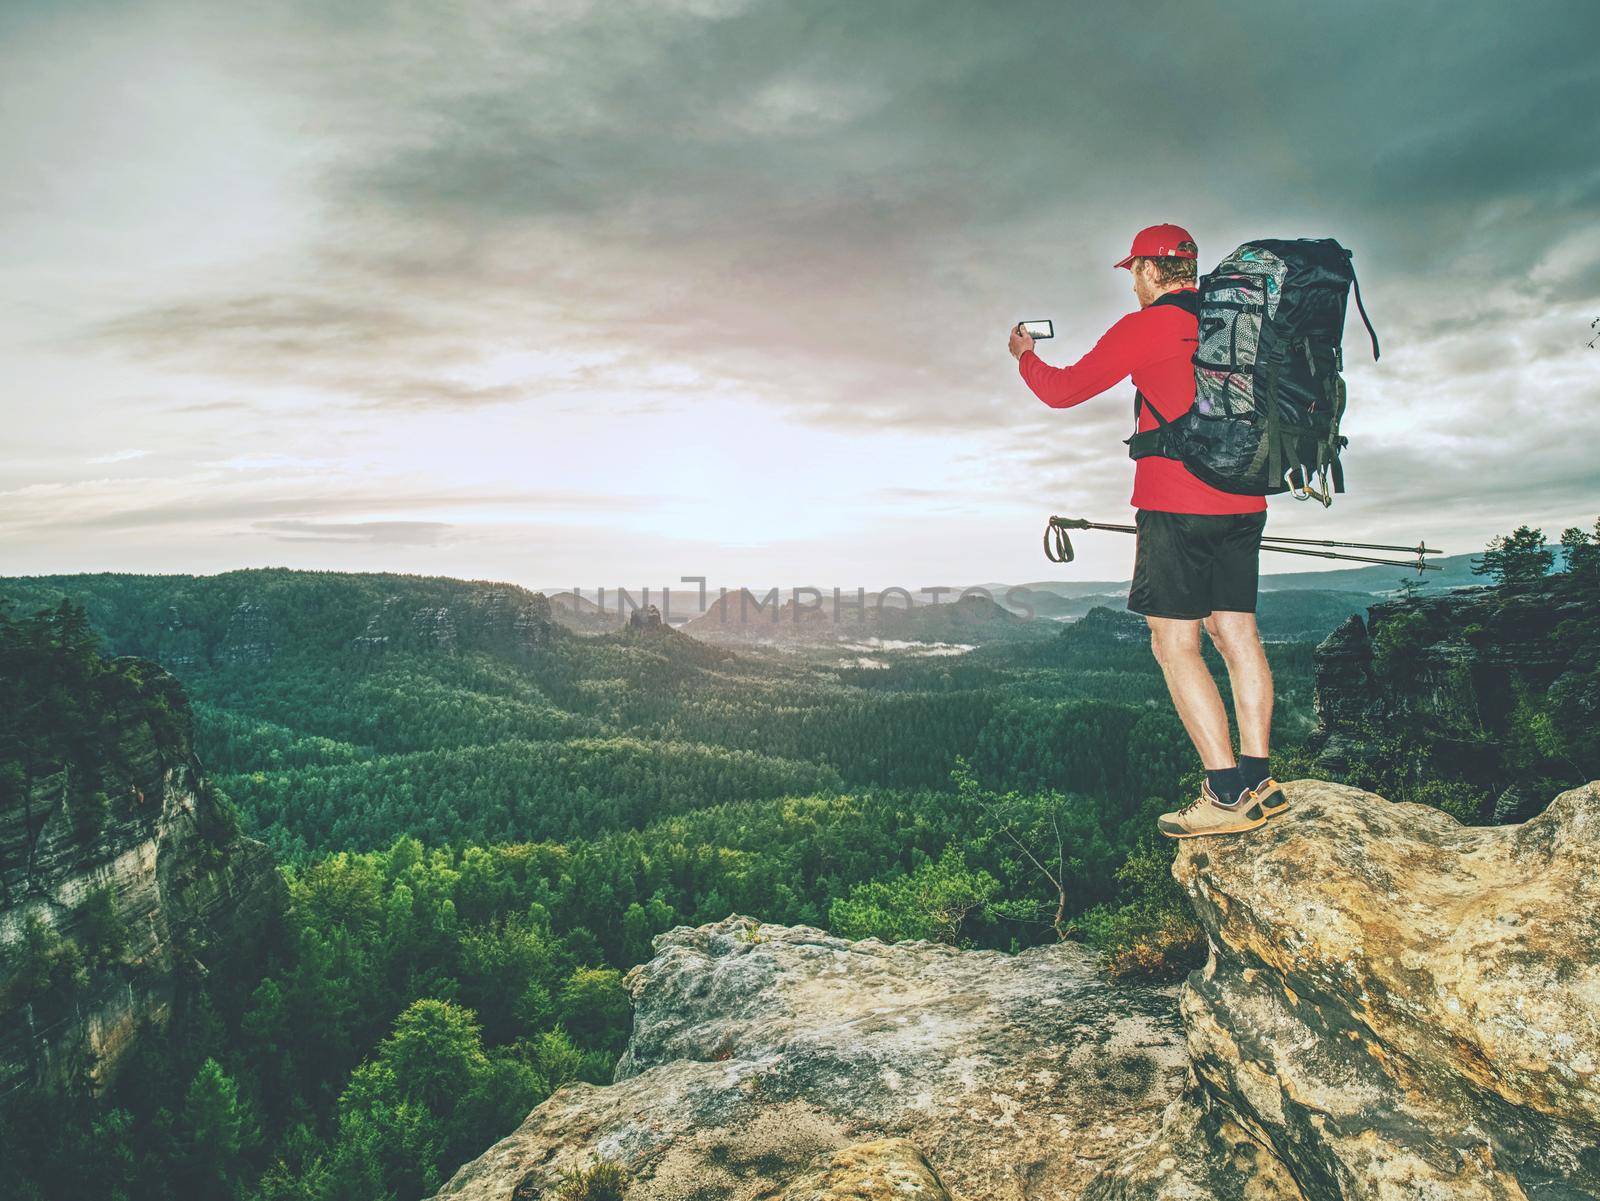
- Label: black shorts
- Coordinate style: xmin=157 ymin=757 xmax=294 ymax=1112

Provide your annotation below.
xmin=1127 ymin=508 xmax=1267 ymax=620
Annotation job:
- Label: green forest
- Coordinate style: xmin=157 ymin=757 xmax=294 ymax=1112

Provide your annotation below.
xmin=2 ymin=520 xmax=1596 ymax=1201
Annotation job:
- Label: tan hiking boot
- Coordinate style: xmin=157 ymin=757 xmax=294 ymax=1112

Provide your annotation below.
xmin=1252 ymin=776 xmax=1288 ymax=817
xmin=1158 ymin=781 xmax=1267 ymax=839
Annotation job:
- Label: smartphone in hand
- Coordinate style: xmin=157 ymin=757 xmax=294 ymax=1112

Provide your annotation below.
xmin=1018 ymin=319 xmax=1053 ymax=340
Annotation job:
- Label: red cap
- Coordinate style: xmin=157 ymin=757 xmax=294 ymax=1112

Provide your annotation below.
xmin=1114 ymin=224 xmax=1197 ymax=270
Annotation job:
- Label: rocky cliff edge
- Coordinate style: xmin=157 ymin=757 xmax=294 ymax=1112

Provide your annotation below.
xmin=1092 ymin=778 xmax=1600 ymax=1201
xmin=0 ymin=658 xmax=285 ymax=1097
xmin=436 ymin=779 xmax=1600 ymax=1200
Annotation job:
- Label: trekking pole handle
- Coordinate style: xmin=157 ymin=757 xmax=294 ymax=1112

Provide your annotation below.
xmin=1048 ymin=516 xmax=1137 ymax=535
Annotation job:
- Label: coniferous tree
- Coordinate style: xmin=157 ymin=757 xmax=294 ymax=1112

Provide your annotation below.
xmin=180 ymin=1058 xmax=256 ymax=1201
xmin=1472 ymin=525 xmax=1554 ymax=585
xmin=1559 ymin=521 xmax=1599 ymax=577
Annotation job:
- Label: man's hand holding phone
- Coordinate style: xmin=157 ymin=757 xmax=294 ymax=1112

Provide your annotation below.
xmin=1010 ymin=319 xmax=1052 ymax=360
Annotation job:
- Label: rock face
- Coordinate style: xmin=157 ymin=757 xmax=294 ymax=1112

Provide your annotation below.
xmin=1309 ymin=574 xmax=1592 ymax=789
xmin=0 ymin=659 xmax=284 ymax=1098
xmin=469 ymin=589 xmax=556 ymax=659
xmin=218 ymin=599 xmax=275 ymax=665
xmin=435 ymin=917 xmax=1189 ymax=1200
xmin=156 ymin=605 xmax=205 ymax=670
xmin=1089 ymin=778 xmax=1600 ymax=1200
xmin=626 ymin=603 xmax=664 ymax=632
xmin=352 ymin=591 xmax=552 ymax=659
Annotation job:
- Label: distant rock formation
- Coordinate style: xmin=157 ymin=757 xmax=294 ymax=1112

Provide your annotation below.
xmin=350 ymin=595 xmax=409 ymax=654
xmin=1088 ymin=779 xmax=1600 ymax=1199
xmin=626 ymin=603 xmax=664 ymax=633
xmin=0 ymin=660 xmax=284 ymax=1097
xmin=156 ymin=605 xmax=205 ymax=669
xmin=218 ymin=599 xmax=274 ymax=665
xmin=351 ymin=590 xmax=554 ymax=660
xmin=472 ymin=589 xmax=555 ymax=660
xmin=434 ymin=917 xmax=1188 ymax=1200
xmin=1068 ymin=606 xmax=1149 ymax=644
xmin=1309 ymin=572 xmax=1591 ymax=790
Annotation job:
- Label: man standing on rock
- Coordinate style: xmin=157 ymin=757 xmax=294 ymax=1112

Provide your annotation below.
xmin=1008 ymin=224 xmax=1286 ymax=837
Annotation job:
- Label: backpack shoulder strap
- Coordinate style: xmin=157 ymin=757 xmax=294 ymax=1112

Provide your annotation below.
xmin=1132 ymin=389 xmax=1175 ymax=429
xmin=1148 ymin=289 xmax=1201 ymax=316
xmin=1125 ymin=290 xmax=1199 ymax=460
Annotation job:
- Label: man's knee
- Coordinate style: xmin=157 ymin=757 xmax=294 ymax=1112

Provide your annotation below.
xmin=1201 ymin=614 xmax=1229 ymax=653
xmin=1204 ymin=612 xmax=1261 ymax=660
xmin=1147 ymin=617 xmax=1201 ymax=666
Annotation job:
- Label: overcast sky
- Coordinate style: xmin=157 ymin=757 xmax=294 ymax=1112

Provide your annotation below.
xmin=3 ymin=0 xmax=1597 ymax=592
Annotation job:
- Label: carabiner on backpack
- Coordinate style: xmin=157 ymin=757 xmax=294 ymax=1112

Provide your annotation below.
xmin=1284 ymin=465 xmax=1330 ymax=507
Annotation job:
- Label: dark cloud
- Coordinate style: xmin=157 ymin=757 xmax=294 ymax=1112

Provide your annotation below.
xmin=331 ymin=1 xmax=1591 ymax=439
xmin=85 ymin=290 xmax=525 ymax=411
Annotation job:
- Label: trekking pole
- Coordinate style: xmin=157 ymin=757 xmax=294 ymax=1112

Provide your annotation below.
xmin=1043 ymin=516 xmax=1442 ymax=573
xmin=1250 ymin=533 xmax=1438 ymax=556
xmin=1252 ymin=544 xmax=1441 ymax=570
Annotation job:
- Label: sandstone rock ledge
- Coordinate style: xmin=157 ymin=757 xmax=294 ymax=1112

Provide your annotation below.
xmin=435 ymin=918 xmax=1188 ymax=1200
xmin=1087 ymin=779 xmax=1600 ymax=1201
xmin=438 ymin=779 xmax=1600 ymax=1200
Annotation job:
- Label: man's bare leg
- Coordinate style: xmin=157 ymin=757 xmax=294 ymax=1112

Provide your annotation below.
xmin=1203 ymin=610 xmax=1273 ymax=760
xmin=1145 ymin=615 xmax=1235 ymax=769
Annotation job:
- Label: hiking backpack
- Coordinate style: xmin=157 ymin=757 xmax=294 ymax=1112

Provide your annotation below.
xmin=1125 ymin=238 xmax=1379 ymax=505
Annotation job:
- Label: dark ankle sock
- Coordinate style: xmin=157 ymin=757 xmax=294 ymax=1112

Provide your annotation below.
xmin=1205 ymin=767 xmax=1247 ymax=807
xmin=1239 ymin=755 xmax=1270 ymax=789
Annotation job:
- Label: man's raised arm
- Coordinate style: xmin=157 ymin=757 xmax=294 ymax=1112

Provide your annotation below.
xmin=1016 ymin=313 xmax=1142 ymax=410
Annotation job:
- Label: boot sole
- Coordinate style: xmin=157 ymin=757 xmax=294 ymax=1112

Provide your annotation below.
xmin=1158 ymin=810 xmax=1268 ymax=839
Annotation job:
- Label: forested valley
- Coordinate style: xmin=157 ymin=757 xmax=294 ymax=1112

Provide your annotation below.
xmin=3 ymin=530 xmax=1594 ymax=1201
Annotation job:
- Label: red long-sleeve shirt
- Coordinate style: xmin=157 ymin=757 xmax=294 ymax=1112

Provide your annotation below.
xmin=1018 ymin=286 xmax=1265 ymax=515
